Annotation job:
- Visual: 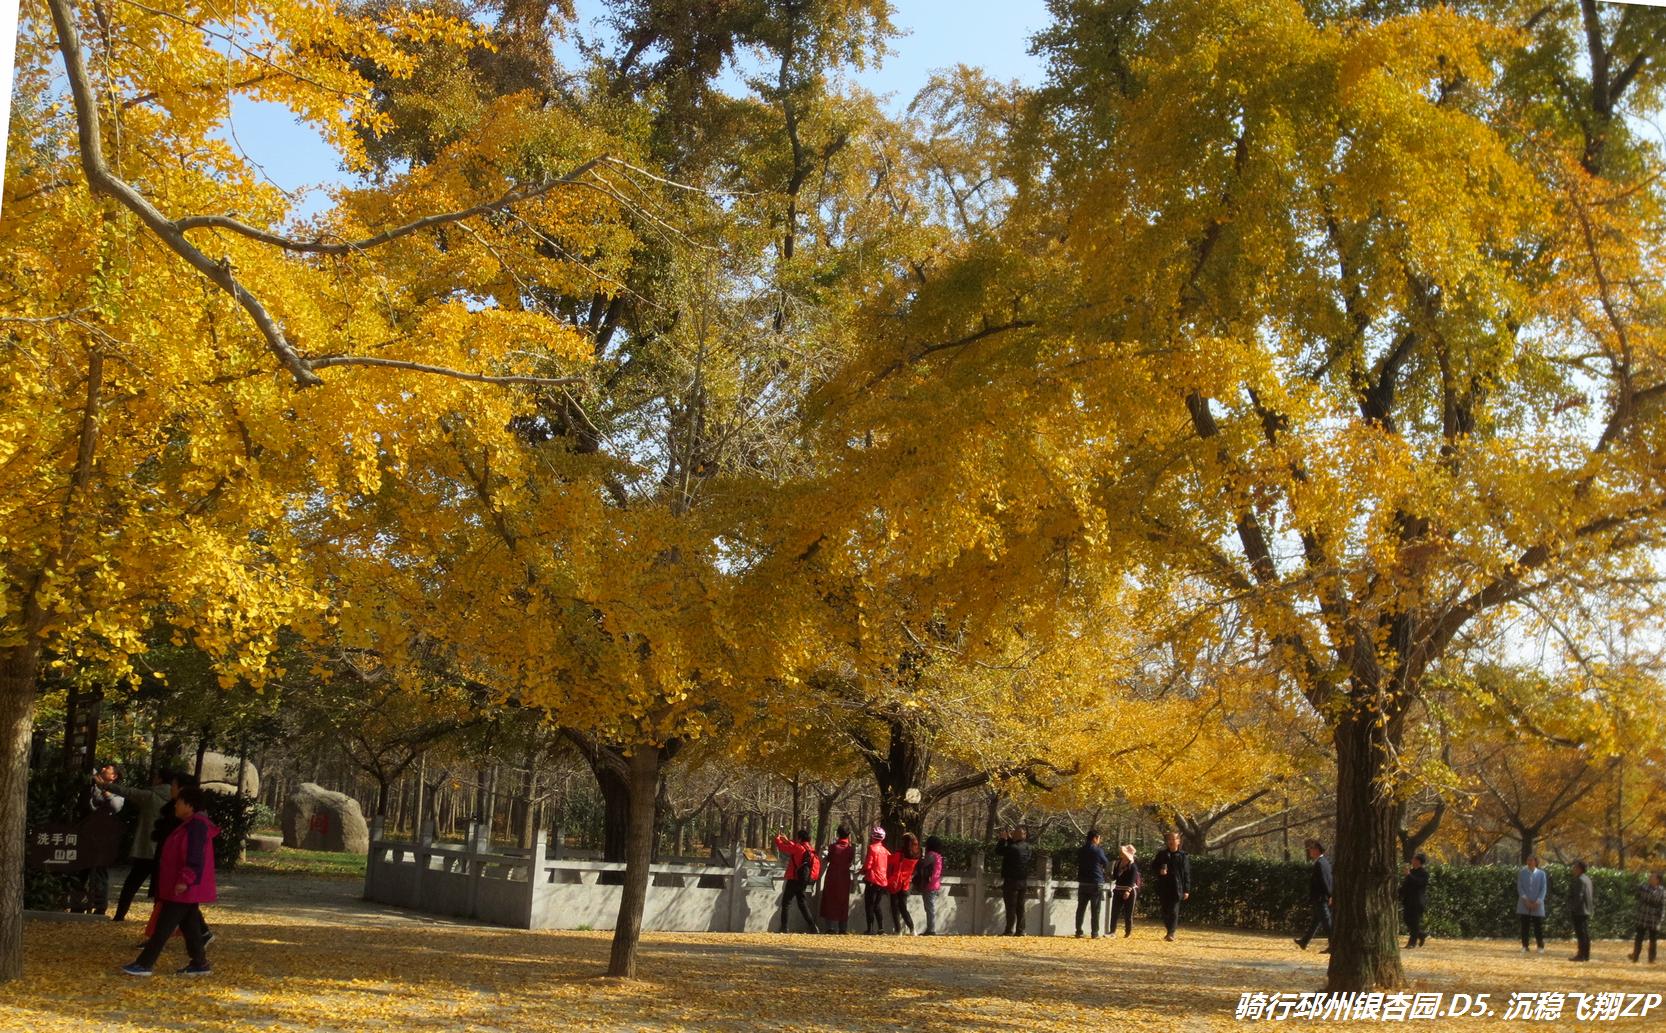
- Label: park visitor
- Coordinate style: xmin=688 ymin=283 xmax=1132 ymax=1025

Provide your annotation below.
xmin=888 ymin=832 xmax=921 ymax=934
xmin=1294 ymin=839 xmax=1333 ymax=954
xmin=1151 ymin=831 xmax=1191 ymax=942
xmin=862 ymin=827 xmax=890 ymax=934
xmin=916 ymin=836 xmax=945 ymax=935
xmin=1517 ymin=854 xmax=1548 ymax=953
xmin=995 ymin=827 xmax=1034 ymax=936
xmin=103 ymin=766 xmax=173 ymax=923
xmin=1109 ymin=844 xmax=1140 ymax=937
xmin=138 ymin=773 xmax=213 ymax=949
xmin=1400 ymin=852 xmax=1429 ymax=949
xmin=1568 ymin=859 xmax=1594 ymax=962
xmin=1631 ymin=871 xmax=1664 ymax=964
xmin=1075 ymin=829 xmax=1109 ymax=938
xmin=122 ymin=786 xmax=216 ymax=977
xmin=820 ymin=826 xmax=856 ymax=933
xmin=773 ymin=828 xmax=820 ymax=933
xmin=74 ymin=763 xmax=126 ymax=915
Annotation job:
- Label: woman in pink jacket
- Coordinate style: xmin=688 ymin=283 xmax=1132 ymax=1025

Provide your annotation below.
xmin=122 ymin=786 xmax=217 ymax=976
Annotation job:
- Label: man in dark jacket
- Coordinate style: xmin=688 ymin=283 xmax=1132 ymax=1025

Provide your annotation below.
xmin=1295 ymin=839 xmax=1334 ymax=953
xmin=1150 ymin=832 xmax=1191 ymax=941
xmin=1568 ymin=859 xmax=1594 ymax=962
xmin=1075 ymin=830 xmax=1110 ymax=938
xmin=995 ymin=828 xmax=1033 ymax=936
xmin=1400 ymin=852 xmax=1430 ymax=948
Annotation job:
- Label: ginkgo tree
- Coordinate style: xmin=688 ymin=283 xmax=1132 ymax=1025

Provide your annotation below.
xmin=836 ymin=0 xmax=1666 ymax=992
xmin=1 ymin=0 xmax=632 ymax=981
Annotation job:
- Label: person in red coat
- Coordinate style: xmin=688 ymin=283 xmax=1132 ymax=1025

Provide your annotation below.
xmin=122 ymin=786 xmax=216 ymax=976
xmin=819 ymin=826 xmax=857 ymax=933
xmin=773 ymin=828 xmax=820 ymax=933
xmin=888 ymin=833 xmax=922 ymax=935
xmin=862 ymin=827 xmax=891 ymax=934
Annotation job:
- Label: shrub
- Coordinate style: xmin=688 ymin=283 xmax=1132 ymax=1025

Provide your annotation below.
xmin=929 ymin=837 xmax=1653 ymax=939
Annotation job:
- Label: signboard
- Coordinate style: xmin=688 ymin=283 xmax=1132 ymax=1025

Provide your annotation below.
xmin=25 ymin=812 xmax=122 ymax=872
xmin=63 ymin=687 xmax=103 ymax=773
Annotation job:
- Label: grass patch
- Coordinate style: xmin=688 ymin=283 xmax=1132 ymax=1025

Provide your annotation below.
xmin=238 ymin=846 xmax=367 ymax=879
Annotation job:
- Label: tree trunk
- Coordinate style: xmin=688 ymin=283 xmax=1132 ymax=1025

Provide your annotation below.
xmin=597 ymin=761 xmax=631 ymax=862
xmin=0 ymin=644 xmax=41 ymax=982
xmin=868 ymin=718 xmax=931 ymax=841
xmin=607 ymin=745 xmax=663 ymax=978
xmin=1518 ymin=827 xmax=1537 ymax=865
xmin=815 ymin=790 xmax=837 ymax=847
xmin=1326 ymin=706 xmax=1406 ymax=992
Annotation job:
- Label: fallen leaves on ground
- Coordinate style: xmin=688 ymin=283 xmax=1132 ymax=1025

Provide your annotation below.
xmin=1 ymin=872 xmax=1660 ymax=1031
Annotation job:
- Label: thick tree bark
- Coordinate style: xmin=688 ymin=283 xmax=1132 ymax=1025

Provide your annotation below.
xmin=607 ymin=745 xmax=663 ymax=978
xmin=1326 ymin=707 xmax=1406 ymax=992
xmin=0 ymin=643 xmax=42 ymax=983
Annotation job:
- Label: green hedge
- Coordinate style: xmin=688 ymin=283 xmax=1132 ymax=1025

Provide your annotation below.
xmin=930 ymin=837 xmax=1656 ymax=940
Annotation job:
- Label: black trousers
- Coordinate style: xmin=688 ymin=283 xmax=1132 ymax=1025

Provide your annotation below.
xmin=1003 ymin=880 xmax=1027 ymax=935
xmin=1633 ymin=926 xmax=1659 ymax=962
xmin=1520 ymin=914 xmax=1545 ymax=949
xmin=1403 ymin=905 xmax=1424 ymax=945
xmin=1572 ymin=914 xmax=1591 ymax=959
xmin=1160 ymin=895 xmax=1182 ymax=936
xmin=1299 ymin=897 xmax=1331 ymax=947
xmin=863 ymin=885 xmax=888 ymax=931
xmin=1110 ymin=888 xmax=1136 ymax=935
xmin=779 ymin=879 xmax=816 ymax=932
xmin=70 ymin=867 xmax=110 ymax=913
xmin=1075 ymin=885 xmax=1102 ymax=935
xmin=890 ymin=890 xmax=913 ymax=933
xmin=135 ymin=901 xmax=208 ymax=968
xmin=114 ymin=859 xmax=154 ymax=921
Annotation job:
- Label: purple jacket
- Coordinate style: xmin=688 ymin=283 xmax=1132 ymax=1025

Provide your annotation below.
xmin=157 ymin=812 xmax=219 ymax=904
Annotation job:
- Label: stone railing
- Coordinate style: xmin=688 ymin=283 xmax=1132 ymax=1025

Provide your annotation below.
xmin=364 ymin=821 xmax=1117 ymax=935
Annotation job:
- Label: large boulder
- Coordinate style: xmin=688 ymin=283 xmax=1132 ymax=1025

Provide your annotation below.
xmin=192 ymin=751 xmax=260 ymax=799
xmin=280 ymin=783 xmax=370 ymax=854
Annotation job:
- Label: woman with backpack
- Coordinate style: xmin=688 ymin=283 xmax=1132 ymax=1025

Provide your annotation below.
xmin=916 ymin=836 xmax=946 ymax=935
xmin=772 ymin=829 xmax=821 ymax=933
xmin=1109 ymin=843 xmax=1141 ymax=938
xmin=888 ymin=832 xmax=922 ymax=935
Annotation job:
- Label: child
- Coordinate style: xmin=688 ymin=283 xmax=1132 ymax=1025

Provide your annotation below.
xmin=122 ymin=786 xmax=217 ymax=976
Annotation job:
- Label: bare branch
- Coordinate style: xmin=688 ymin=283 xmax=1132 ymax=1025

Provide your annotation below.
xmin=307 ymin=354 xmax=584 ymax=387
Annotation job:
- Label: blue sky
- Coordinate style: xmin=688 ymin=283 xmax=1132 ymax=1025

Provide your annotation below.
xmin=224 ymin=0 xmax=1052 ymax=217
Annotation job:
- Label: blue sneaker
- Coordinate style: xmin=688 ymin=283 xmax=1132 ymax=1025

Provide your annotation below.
xmin=120 ymin=963 xmax=153 ymax=977
xmin=177 ymin=963 xmax=212 ymax=976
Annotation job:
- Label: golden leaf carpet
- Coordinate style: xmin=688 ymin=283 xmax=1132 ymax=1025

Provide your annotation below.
xmin=2 ymin=872 xmax=1660 ymax=1031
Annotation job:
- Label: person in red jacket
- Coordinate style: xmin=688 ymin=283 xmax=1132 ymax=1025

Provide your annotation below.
xmin=773 ymin=828 xmax=820 ymax=933
xmin=122 ymin=786 xmax=216 ymax=976
xmin=862 ymin=827 xmax=890 ymax=934
xmin=888 ymin=833 xmax=922 ymax=935
xmin=819 ymin=826 xmax=856 ymax=933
